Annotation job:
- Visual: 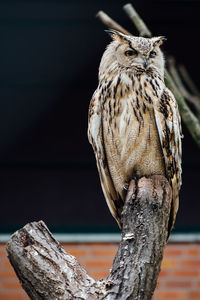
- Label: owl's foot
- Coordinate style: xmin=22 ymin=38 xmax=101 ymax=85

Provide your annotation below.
xmin=123 ymin=179 xmax=137 ymax=204
xmin=123 ymin=176 xmax=138 ymax=191
xmin=133 ymin=176 xmax=138 ymax=184
xmin=123 ymin=183 xmax=129 ymax=191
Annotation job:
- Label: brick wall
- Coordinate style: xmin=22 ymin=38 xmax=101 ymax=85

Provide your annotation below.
xmin=1 ymin=242 xmax=200 ymax=300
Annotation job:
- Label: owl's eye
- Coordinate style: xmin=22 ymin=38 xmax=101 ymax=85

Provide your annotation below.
xmin=125 ymin=49 xmax=137 ymax=57
xmin=149 ymin=50 xmax=157 ymax=58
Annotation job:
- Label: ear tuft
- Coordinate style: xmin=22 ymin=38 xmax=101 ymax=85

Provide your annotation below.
xmin=152 ymin=36 xmax=167 ymax=47
xmin=105 ymin=29 xmax=127 ymax=42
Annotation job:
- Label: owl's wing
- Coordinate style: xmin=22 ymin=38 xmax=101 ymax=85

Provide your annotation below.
xmin=154 ymin=88 xmax=182 ymax=232
xmin=88 ymin=92 xmax=122 ymax=227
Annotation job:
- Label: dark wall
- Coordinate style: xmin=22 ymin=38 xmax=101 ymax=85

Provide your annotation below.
xmin=0 ymin=0 xmax=200 ymax=232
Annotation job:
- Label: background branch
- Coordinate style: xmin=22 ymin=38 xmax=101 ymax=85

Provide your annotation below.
xmin=168 ymin=57 xmax=200 ymax=116
xmin=164 ymin=70 xmax=200 ymax=147
xmin=179 ymin=64 xmax=200 ymax=97
xmin=123 ymin=3 xmax=151 ymax=37
xmin=96 ymin=11 xmax=130 ymax=35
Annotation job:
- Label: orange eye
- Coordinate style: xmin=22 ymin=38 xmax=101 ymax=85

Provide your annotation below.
xmin=125 ymin=49 xmax=137 ymax=57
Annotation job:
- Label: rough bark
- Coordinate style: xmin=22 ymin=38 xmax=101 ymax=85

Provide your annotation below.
xmin=6 ymin=175 xmax=172 ymax=300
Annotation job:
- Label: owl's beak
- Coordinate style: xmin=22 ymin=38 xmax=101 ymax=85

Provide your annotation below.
xmin=143 ymin=58 xmax=147 ymax=68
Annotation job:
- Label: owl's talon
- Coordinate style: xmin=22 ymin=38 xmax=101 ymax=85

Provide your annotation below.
xmin=123 ymin=184 xmax=129 ymax=191
xmin=133 ymin=176 xmax=138 ymax=183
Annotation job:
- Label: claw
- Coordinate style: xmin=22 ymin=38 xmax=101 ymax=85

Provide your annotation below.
xmin=133 ymin=176 xmax=138 ymax=182
xmin=123 ymin=183 xmax=129 ymax=191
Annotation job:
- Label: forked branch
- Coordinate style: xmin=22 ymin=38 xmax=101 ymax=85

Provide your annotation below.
xmin=6 ymin=175 xmax=172 ymax=300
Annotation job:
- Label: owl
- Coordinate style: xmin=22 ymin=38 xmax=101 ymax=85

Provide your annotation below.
xmin=88 ymin=29 xmax=182 ymax=233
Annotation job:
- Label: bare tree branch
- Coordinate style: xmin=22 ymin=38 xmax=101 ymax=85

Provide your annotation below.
xmin=96 ymin=11 xmax=130 ymax=35
xmin=179 ymin=64 xmax=200 ymax=97
xmin=164 ymin=70 xmax=200 ymax=147
xmin=168 ymin=57 xmax=200 ymax=116
xmin=7 ymin=176 xmax=172 ymax=300
xmin=106 ymin=176 xmax=172 ymax=300
xmin=123 ymin=3 xmax=151 ymax=37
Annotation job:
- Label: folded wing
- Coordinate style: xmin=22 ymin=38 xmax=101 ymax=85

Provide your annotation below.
xmin=153 ymin=88 xmax=182 ymax=232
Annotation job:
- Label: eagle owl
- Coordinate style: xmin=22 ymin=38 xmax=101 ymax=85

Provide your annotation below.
xmin=88 ymin=30 xmax=182 ymax=233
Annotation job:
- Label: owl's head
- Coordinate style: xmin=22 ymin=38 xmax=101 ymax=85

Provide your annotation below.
xmin=99 ymin=30 xmax=166 ymax=79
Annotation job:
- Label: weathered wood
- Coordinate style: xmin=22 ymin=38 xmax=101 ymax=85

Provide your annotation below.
xmin=6 ymin=221 xmax=96 ymax=299
xmin=6 ymin=175 xmax=172 ymax=300
xmin=106 ymin=176 xmax=172 ymax=300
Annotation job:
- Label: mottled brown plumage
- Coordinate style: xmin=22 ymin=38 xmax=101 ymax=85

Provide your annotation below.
xmin=88 ymin=30 xmax=182 ymax=233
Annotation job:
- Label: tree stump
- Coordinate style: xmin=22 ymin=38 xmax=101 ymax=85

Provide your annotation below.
xmin=6 ymin=175 xmax=172 ymax=300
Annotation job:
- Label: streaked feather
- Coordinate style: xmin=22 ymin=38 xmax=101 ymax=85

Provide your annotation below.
xmin=88 ymin=93 xmax=122 ymax=226
xmin=153 ymin=87 xmax=182 ymax=231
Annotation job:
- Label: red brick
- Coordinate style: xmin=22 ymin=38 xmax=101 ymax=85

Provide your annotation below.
xmin=90 ymin=271 xmax=109 ymax=279
xmin=2 ymin=257 xmax=12 ymax=268
xmin=189 ymin=291 xmax=200 ymax=299
xmin=161 ymin=259 xmax=176 ymax=268
xmin=2 ymin=280 xmax=22 ymax=289
xmin=164 ymin=249 xmax=183 ymax=256
xmin=91 ymin=250 xmax=117 ymax=256
xmin=165 ymin=281 xmax=192 ymax=288
xmin=85 ymin=260 xmax=112 ymax=268
xmin=187 ymin=249 xmax=199 ymax=256
xmin=154 ymin=291 xmax=186 ymax=299
xmin=0 ymin=269 xmax=17 ymax=279
xmin=181 ymin=260 xmax=200 ymax=267
xmin=0 ymin=249 xmax=7 ymax=257
xmin=0 ymin=294 xmax=24 ymax=300
xmin=174 ymin=270 xmax=199 ymax=277
xmin=158 ymin=270 xmax=168 ymax=277
xmin=66 ymin=250 xmax=87 ymax=257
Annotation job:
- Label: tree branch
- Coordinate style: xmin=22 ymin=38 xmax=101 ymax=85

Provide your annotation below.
xmin=7 ymin=175 xmax=172 ymax=300
xmin=6 ymin=221 xmax=96 ymax=299
xmin=107 ymin=176 xmax=172 ymax=299
xmin=178 ymin=64 xmax=200 ymax=97
xmin=168 ymin=57 xmax=200 ymax=116
xmin=164 ymin=70 xmax=200 ymax=147
xmin=96 ymin=11 xmax=130 ymax=35
xmin=123 ymin=3 xmax=151 ymax=37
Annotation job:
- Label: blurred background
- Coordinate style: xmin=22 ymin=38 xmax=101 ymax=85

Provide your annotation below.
xmin=0 ymin=0 xmax=199 ymax=233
